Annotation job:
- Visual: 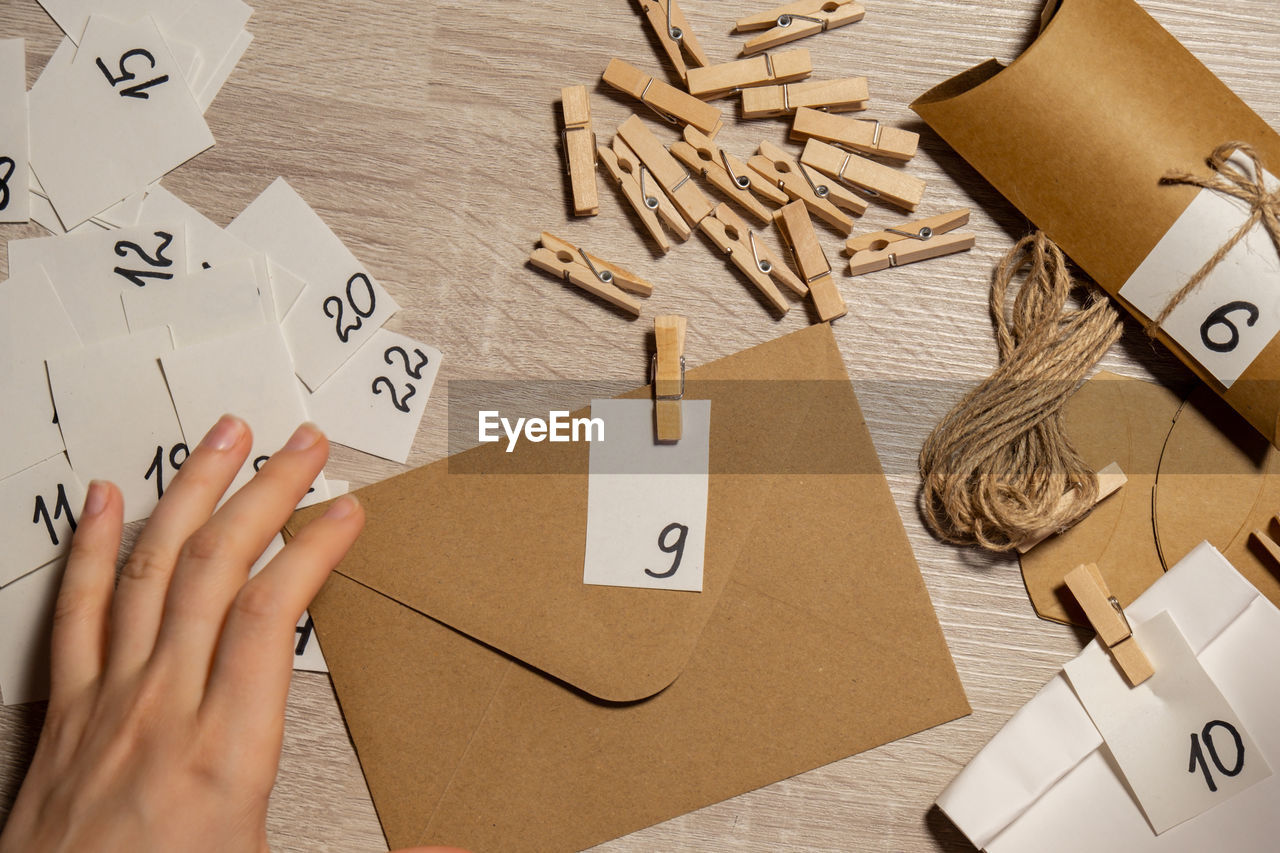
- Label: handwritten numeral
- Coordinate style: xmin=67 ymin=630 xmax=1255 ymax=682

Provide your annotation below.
xmin=114 ymin=230 xmax=175 ymax=287
xmin=0 ymin=156 xmax=14 ymax=212
xmin=371 ymin=376 xmax=415 ymax=412
xmin=322 ymin=272 xmax=377 ymax=343
xmin=295 ymin=614 xmax=315 ymax=655
xmin=144 ymin=443 xmax=189 ymax=500
xmin=644 ymin=522 xmax=689 ymax=579
xmin=96 ymin=48 xmax=169 ymax=99
xmin=32 ymin=483 xmax=77 ymax=546
xmin=1200 ymin=301 xmax=1259 ymax=354
xmin=383 ymin=345 xmax=430 ymax=379
xmin=1189 ymin=719 xmax=1245 ymax=792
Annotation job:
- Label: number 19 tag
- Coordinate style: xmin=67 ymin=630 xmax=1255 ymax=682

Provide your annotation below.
xmin=1063 ymin=610 xmax=1272 ymax=834
xmin=583 ymin=398 xmax=711 ymax=592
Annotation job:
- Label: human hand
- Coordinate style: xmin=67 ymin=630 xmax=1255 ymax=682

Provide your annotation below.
xmin=0 ymin=416 xmax=365 ymax=853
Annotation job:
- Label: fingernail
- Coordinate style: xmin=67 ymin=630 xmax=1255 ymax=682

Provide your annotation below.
xmin=283 ymin=422 xmax=323 ymax=452
xmin=200 ymin=414 xmax=246 ymax=451
xmin=324 ymin=494 xmax=359 ymax=520
xmin=83 ymin=481 xmax=110 ymax=517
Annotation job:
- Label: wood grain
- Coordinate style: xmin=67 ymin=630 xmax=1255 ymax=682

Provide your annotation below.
xmin=2 ymin=0 xmax=1278 ymax=850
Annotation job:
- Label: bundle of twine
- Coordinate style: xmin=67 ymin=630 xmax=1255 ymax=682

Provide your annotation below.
xmin=918 ymin=232 xmax=1123 ymax=551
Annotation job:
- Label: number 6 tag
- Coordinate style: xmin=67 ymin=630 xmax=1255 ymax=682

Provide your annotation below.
xmin=584 ymin=399 xmax=711 ymax=592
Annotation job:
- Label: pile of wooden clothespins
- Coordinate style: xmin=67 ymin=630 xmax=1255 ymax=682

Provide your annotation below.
xmin=530 ymin=0 xmax=975 ymax=320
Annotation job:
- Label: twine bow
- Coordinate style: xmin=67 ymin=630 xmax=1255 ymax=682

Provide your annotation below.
xmin=1150 ymin=141 xmax=1280 ymax=334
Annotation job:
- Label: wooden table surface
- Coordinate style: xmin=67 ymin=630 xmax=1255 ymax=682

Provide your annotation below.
xmin=2 ymin=0 xmax=1278 ymax=849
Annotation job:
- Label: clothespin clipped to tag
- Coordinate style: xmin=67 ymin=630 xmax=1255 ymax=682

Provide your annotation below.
xmin=1250 ymin=514 xmax=1280 ymax=565
xmin=735 ymin=0 xmax=867 ymax=55
xmin=598 ymin=135 xmax=691 ymax=253
xmin=774 ymin=200 xmax=845 ymax=322
xmin=617 ymin=114 xmax=714 ymax=228
xmin=530 ymin=233 xmax=653 ymax=317
xmin=602 ymin=58 xmax=723 ymax=136
xmin=1064 ymin=562 xmax=1154 ymax=687
xmin=685 ymin=48 xmax=812 ymax=99
xmin=741 ymin=77 xmax=869 ymax=119
xmin=636 ymin=0 xmax=709 ymax=83
xmin=790 ymin=107 xmax=919 ymax=162
xmin=800 ymin=138 xmax=925 ymax=211
xmin=653 ymin=315 xmax=687 ymax=442
xmin=747 ymin=139 xmax=866 ymax=233
xmin=560 ymin=86 xmax=598 ymax=216
xmin=1016 ymin=461 xmax=1127 ymax=553
xmin=699 ymin=203 xmax=806 ymax=315
xmin=847 ymin=212 xmax=975 ymax=275
xmin=670 ymin=126 xmax=785 ymax=224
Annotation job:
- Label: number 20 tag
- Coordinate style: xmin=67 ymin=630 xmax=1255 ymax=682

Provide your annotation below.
xmin=583 ymin=399 xmax=711 ymax=592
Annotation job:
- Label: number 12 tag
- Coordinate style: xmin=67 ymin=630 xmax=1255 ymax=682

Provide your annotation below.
xmin=583 ymin=399 xmax=711 ymax=592
xmin=1063 ymin=610 xmax=1272 ymax=834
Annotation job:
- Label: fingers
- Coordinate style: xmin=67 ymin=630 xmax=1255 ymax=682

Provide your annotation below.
xmin=201 ymin=495 xmax=364 ymax=751
xmin=105 ymin=415 xmax=251 ymax=677
xmin=152 ymin=424 xmax=329 ymax=694
xmin=48 ymin=481 xmax=123 ymax=710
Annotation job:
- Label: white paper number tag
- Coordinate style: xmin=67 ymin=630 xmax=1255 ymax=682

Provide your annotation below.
xmin=583 ymin=399 xmax=711 ymax=592
xmin=0 ymin=38 xmax=30 ymax=224
xmin=1120 ymin=159 xmax=1280 ymax=388
xmin=0 ymin=453 xmax=85 ymax=587
xmin=1064 ymin=609 xmax=1272 ymax=834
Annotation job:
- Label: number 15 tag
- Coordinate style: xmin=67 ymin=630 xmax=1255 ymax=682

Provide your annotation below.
xmin=583 ymin=399 xmax=711 ymax=592
xmin=1064 ymin=610 xmax=1272 ymax=834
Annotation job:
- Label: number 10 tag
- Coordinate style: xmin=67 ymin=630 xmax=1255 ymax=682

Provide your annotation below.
xmin=1063 ymin=610 xmax=1272 ymax=834
xmin=583 ymin=398 xmax=711 ymax=592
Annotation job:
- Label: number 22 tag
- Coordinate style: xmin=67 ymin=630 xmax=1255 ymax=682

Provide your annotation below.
xmin=583 ymin=398 xmax=711 ymax=593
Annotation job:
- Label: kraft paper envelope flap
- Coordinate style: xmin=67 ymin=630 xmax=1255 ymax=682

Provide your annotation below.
xmin=1019 ymin=372 xmax=1181 ymax=625
xmin=1153 ymin=383 xmax=1280 ymax=608
xmin=288 ymin=323 xmax=970 ymax=851
xmin=912 ymin=0 xmax=1280 ymax=446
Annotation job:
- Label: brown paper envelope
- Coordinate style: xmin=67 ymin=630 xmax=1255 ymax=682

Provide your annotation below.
xmin=288 ymin=323 xmax=970 ymax=851
xmin=912 ymin=0 xmax=1280 ymax=445
xmin=1018 ymin=372 xmax=1181 ymax=625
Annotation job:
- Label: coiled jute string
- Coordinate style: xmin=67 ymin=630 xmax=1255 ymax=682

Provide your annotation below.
xmin=919 ymin=232 xmax=1123 ymax=551
xmin=1148 ymin=140 xmax=1280 ymax=334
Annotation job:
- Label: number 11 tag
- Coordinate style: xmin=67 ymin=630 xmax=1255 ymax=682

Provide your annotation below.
xmin=1063 ymin=609 xmax=1272 ymax=834
xmin=583 ymin=399 xmax=711 ymax=592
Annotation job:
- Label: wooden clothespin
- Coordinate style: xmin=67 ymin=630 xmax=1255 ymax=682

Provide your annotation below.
xmin=790 ymin=107 xmax=919 ymax=162
xmin=636 ymin=0 xmax=709 ymax=83
xmin=1064 ymin=562 xmax=1154 ymax=687
xmin=847 ymin=210 xmax=975 ymax=275
xmin=735 ymin=0 xmax=867 ymax=55
xmin=670 ymin=125 xmax=784 ymax=224
xmin=845 ymin=208 xmax=969 ymax=254
xmin=699 ymin=202 xmax=806 ymax=315
xmin=561 ymin=86 xmax=598 ymax=216
xmin=602 ymin=58 xmax=723 ymax=136
xmin=774 ymin=200 xmax=845 ymax=322
xmin=1016 ymin=462 xmax=1128 ymax=553
xmin=598 ymin=135 xmax=691 ymax=253
xmin=747 ymin=139 xmax=866 ymax=233
xmin=1250 ymin=515 xmax=1280 ymax=565
xmin=653 ymin=315 xmax=687 ymax=442
xmin=741 ymin=77 xmax=869 ymax=119
xmin=800 ymin=138 xmax=925 ymax=211
xmin=685 ymin=48 xmax=812 ymax=100
xmin=530 ymin=233 xmax=653 ymax=317
xmin=617 ymin=114 xmax=714 ymax=228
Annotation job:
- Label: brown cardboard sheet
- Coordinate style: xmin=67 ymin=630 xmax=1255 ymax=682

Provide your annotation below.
xmin=285 ymin=323 xmax=970 ymax=851
xmin=912 ymin=0 xmax=1280 ymax=446
xmin=1018 ymin=372 xmax=1180 ymax=625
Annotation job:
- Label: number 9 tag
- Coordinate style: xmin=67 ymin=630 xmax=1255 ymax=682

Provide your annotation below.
xmin=584 ymin=398 xmax=711 ymax=592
